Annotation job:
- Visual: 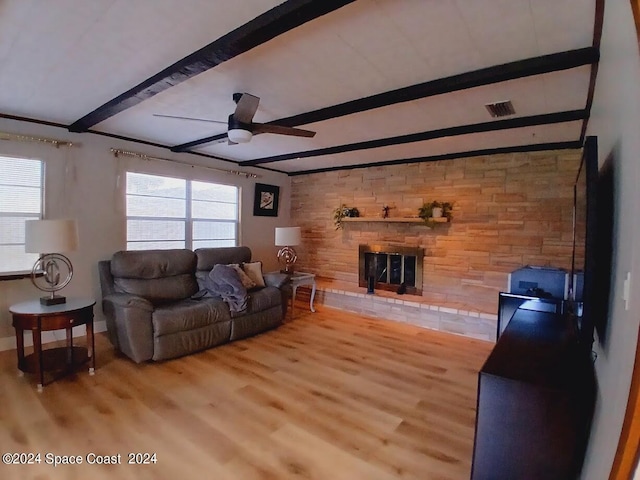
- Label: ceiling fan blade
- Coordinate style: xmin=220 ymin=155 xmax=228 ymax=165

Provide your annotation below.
xmin=252 ymin=123 xmax=316 ymax=138
xmin=153 ymin=113 xmax=226 ymax=124
xmin=233 ymin=93 xmax=260 ymax=124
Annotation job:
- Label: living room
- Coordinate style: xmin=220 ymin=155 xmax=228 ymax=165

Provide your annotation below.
xmin=1 ymin=1 xmax=640 ymax=479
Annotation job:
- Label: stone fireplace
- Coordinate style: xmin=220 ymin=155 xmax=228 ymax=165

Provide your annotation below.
xmin=358 ymin=244 xmax=424 ymax=295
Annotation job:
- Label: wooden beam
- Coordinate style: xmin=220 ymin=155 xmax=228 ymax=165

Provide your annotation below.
xmin=579 ymin=0 xmax=605 ymax=142
xmin=0 ymin=111 xmax=288 ymax=173
xmin=0 ymin=112 xmax=68 ymax=129
xmin=287 ymin=141 xmax=583 ymax=176
xmin=172 ymin=47 xmax=599 ymax=152
xmin=240 ymin=110 xmax=587 ymax=166
xmin=68 ymin=0 xmax=356 ymax=133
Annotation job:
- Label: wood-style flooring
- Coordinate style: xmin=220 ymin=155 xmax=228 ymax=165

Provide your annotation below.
xmin=0 ymin=305 xmax=492 ymax=480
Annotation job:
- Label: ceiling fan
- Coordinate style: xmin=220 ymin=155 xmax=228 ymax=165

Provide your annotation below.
xmin=153 ymin=93 xmax=316 ymax=145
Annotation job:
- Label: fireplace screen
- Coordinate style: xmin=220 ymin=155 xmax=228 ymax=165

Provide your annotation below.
xmin=359 ymin=244 xmax=423 ymax=295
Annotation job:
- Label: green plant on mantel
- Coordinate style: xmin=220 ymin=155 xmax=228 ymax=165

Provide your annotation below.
xmin=418 ymin=201 xmax=454 ymax=226
xmin=333 ymin=204 xmax=360 ymax=230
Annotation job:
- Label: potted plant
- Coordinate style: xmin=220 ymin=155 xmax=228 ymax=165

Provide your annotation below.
xmin=418 ymin=201 xmax=454 ymax=225
xmin=440 ymin=201 xmax=454 ymax=220
xmin=333 ymin=204 xmax=360 ymax=230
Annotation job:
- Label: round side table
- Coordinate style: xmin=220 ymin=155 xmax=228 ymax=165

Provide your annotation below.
xmin=9 ymin=298 xmax=96 ymax=391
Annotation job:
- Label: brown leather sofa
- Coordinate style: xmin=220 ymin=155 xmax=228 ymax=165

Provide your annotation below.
xmin=98 ymin=246 xmax=287 ymax=363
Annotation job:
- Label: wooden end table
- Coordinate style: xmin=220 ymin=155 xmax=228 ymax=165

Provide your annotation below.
xmin=10 ymin=297 xmax=96 ymax=391
xmin=289 ymin=272 xmax=316 ymax=318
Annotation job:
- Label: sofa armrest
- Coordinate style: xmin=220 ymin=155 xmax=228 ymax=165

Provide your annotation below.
xmin=102 ymin=293 xmax=154 ymax=363
xmin=98 ymin=260 xmax=116 ymax=296
xmin=263 ymin=272 xmax=289 ymax=289
xmin=262 ymin=272 xmax=290 ymax=317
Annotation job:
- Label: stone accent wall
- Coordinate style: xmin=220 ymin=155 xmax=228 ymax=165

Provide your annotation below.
xmin=291 ymin=150 xmax=582 ymax=316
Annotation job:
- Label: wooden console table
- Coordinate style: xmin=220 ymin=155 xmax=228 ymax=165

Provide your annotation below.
xmin=10 ymin=298 xmax=96 ymax=391
xmin=471 ymin=305 xmax=594 ymax=479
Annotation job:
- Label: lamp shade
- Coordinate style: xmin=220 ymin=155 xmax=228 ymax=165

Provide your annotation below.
xmin=275 ymin=227 xmax=301 ymax=246
xmin=25 ymin=219 xmax=79 ymax=253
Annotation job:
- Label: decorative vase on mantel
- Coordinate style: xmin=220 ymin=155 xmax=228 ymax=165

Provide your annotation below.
xmin=432 ymin=207 xmax=443 ymax=218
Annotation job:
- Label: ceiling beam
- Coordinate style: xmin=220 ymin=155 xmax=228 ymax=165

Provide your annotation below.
xmin=68 ymin=0 xmax=356 ymax=133
xmin=239 ymin=110 xmax=587 ymax=166
xmin=1 ymin=112 xmax=68 ymax=129
xmin=172 ymin=46 xmax=599 ymax=152
xmin=1 ymin=111 xmax=286 ymax=173
xmin=288 ymin=141 xmax=583 ymax=176
xmin=579 ymin=0 xmax=605 ymax=142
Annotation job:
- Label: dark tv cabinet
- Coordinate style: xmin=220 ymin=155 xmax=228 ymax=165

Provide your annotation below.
xmin=471 ymin=307 xmax=595 ymax=480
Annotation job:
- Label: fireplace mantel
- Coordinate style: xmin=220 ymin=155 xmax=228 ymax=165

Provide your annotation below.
xmin=342 ymin=217 xmax=448 ymax=225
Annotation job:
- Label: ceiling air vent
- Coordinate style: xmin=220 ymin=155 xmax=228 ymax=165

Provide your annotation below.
xmin=485 ymin=100 xmax=515 ymax=118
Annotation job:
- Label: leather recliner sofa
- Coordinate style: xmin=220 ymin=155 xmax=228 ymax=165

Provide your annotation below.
xmin=98 ymin=246 xmax=288 ymax=363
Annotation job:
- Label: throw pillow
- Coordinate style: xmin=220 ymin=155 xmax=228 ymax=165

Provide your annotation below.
xmin=242 ymin=261 xmax=266 ymax=288
xmin=228 ymin=263 xmax=257 ymax=289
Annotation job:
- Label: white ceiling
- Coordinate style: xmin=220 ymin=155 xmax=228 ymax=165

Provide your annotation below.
xmin=0 ymin=0 xmax=597 ymax=175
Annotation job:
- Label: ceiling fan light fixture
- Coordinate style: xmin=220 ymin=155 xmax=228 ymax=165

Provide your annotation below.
xmin=228 ymin=128 xmax=252 ymax=144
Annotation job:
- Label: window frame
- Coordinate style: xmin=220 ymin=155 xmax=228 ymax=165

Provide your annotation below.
xmin=125 ymin=171 xmax=240 ymax=251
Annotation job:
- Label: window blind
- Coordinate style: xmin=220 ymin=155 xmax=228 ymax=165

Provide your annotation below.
xmin=0 ymin=155 xmax=43 ymax=274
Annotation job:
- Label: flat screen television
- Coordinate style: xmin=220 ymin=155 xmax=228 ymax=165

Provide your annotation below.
xmin=571 ymin=135 xmax=613 ymax=354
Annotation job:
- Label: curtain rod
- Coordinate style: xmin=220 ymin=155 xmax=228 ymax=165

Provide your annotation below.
xmin=0 ymin=131 xmax=75 ymax=148
xmin=110 ymin=148 xmax=258 ymax=178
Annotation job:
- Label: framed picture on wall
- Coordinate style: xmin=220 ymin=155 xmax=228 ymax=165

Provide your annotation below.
xmin=253 ymin=183 xmax=280 ymax=217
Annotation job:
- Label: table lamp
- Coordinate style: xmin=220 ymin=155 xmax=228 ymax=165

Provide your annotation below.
xmin=25 ymin=219 xmax=79 ymax=305
xmin=275 ymin=226 xmax=301 ymax=274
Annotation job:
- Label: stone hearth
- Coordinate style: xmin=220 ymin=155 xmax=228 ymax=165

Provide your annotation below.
xmin=295 ymin=277 xmax=497 ymax=342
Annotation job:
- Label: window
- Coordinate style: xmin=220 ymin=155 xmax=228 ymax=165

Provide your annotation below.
xmin=0 ymin=155 xmax=43 ymax=274
xmin=126 ymin=172 xmax=238 ymax=250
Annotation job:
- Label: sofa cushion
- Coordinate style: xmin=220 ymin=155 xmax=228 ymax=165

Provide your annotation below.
xmin=111 ymin=249 xmax=198 ymax=304
xmin=111 ymin=249 xmax=196 ymax=278
xmin=229 ymin=306 xmax=282 ymax=341
xmin=114 ymin=275 xmax=198 ymax=306
xmin=231 ymin=286 xmax=281 ymax=318
xmin=195 ymin=247 xmax=251 ymax=271
xmin=195 ymin=247 xmax=253 ymax=293
xmin=152 ymin=298 xmax=231 ymax=337
xmin=153 ymin=321 xmax=232 ymax=361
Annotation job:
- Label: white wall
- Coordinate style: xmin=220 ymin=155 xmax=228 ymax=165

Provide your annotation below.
xmin=0 ymin=117 xmax=290 ymax=349
xmin=581 ymin=1 xmax=640 ymax=478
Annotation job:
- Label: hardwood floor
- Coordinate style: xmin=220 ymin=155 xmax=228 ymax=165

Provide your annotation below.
xmin=0 ymin=305 xmax=492 ymax=480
